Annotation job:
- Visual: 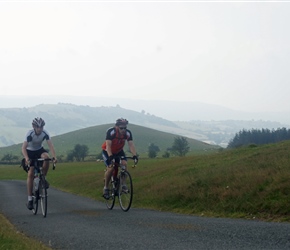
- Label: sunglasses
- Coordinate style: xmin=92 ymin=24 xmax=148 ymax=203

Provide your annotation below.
xmin=119 ymin=127 xmax=127 ymax=130
xmin=34 ymin=126 xmax=43 ymax=128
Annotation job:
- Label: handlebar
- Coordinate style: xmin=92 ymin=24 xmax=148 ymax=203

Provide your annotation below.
xmin=112 ymin=156 xmax=138 ymax=168
xmin=28 ymin=158 xmax=56 ymax=170
xmin=124 ymin=157 xmax=138 ymax=168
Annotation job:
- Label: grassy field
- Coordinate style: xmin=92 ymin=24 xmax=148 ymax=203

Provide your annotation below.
xmin=1 ymin=140 xmax=290 ymax=248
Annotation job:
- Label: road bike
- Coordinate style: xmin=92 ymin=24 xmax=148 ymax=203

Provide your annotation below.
xmin=28 ymin=158 xmax=56 ymax=217
xmin=105 ymin=156 xmax=136 ymax=212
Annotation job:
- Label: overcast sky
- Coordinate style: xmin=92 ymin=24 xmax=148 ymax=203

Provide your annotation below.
xmin=1 ymin=0 xmax=290 ymax=113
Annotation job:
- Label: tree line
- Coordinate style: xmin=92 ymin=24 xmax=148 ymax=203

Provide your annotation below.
xmin=227 ymin=127 xmax=290 ymax=148
xmin=1 ymin=137 xmax=190 ymax=164
xmin=0 ymin=144 xmax=90 ymax=164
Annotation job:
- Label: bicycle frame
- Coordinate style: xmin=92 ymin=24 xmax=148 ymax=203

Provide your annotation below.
xmin=105 ymin=156 xmax=135 ymax=212
xmin=28 ymin=158 xmax=56 ymax=217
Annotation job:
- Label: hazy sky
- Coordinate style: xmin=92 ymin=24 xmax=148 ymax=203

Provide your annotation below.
xmin=1 ymin=1 xmax=290 ymax=112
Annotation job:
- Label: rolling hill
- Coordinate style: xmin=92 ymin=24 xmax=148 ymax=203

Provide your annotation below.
xmin=1 ymin=103 xmax=288 ymax=148
xmin=0 ymin=123 xmax=220 ymax=161
xmin=0 ymin=103 xmax=181 ymax=147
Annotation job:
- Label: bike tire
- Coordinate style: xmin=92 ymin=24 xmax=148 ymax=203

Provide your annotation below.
xmin=39 ymin=177 xmax=47 ymax=217
xmin=118 ymin=170 xmax=133 ymax=212
xmin=32 ymin=189 xmax=38 ymax=215
xmin=105 ymin=178 xmax=116 ymax=210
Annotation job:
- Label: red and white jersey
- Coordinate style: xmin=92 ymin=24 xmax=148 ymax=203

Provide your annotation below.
xmin=101 ymin=127 xmax=133 ymax=154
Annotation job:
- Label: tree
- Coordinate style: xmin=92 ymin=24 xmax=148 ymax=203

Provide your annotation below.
xmin=170 ymin=136 xmax=190 ymax=157
xmin=1 ymin=153 xmax=18 ymax=163
xmin=66 ymin=151 xmax=75 ymax=162
xmin=66 ymin=144 xmax=89 ymax=161
xmin=227 ymin=127 xmax=290 ymax=148
xmin=148 ymin=143 xmax=160 ymax=158
xmin=162 ymin=151 xmax=170 ymax=158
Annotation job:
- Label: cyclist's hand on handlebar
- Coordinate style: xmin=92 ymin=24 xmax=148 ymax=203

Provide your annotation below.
xmin=108 ymin=155 xmax=114 ymax=165
xmin=133 ymin=155 xmax=138 ymax=165
xmin=25 ymin=158 xmax=30 ymax=166
xmin=52 ymin=157 xmax=57 ymax=170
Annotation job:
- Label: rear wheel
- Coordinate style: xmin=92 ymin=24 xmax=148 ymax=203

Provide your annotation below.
xmin=118 ymin=170 xmax=133 ymax=212
xmin=105 ymin=178 xmax=116 ymax=210
xmin=39 ymin=177 xmax=47 ymax=217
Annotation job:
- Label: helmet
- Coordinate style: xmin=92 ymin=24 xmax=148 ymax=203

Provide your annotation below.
xmin=32 ymin=117 xmax=45 ymax=127
xmin=115 ymin=118 xmax=128 ymax=126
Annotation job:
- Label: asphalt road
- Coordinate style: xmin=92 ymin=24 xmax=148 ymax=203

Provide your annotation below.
xmin=1 ymin=180 xmax=290 ymax=250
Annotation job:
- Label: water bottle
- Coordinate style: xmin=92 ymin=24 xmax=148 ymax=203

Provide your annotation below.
xmin=34 ymin=176 xmax=39 ymax=191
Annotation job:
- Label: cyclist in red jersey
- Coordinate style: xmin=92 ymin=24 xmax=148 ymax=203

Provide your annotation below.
xmin=101 ymin=118 xmax=138 ymax=199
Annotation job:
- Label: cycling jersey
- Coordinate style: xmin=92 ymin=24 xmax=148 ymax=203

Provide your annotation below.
xmin=24 ymin=129 xmax=50 ymax=151
xmin=102 ymin=127 xmax=133 ymax=154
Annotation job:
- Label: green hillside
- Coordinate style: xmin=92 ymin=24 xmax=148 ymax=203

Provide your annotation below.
xmin=0 ymin=124 xmax=220 ymax=160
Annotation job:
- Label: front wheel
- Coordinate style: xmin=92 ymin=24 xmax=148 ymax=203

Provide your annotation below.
xmin=32 ymin=189 xmax=39 ymax=215
xmin=39 ymin=177 xmax=47 ymax=217
xmin=118 ymin=170 xmax=133 ymax=212
xmin=105 ymin=178 xmax=116 ymax=210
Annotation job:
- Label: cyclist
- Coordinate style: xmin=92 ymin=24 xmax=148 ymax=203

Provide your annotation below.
xmin=101 ymin=118 xmax=138 ymax=199
xmin=21 ymin=117 xmax=57 ymax=210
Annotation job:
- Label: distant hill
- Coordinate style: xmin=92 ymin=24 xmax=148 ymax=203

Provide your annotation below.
xmin=0 ymin=124 xmax=220 ymax=160
xmin=0 ymin=103 xmax=178 ymax=147
xmin=2 ymin=95 xmax=290 ymax=124
xmin=1 ymin=103 xmax=289 ymax=148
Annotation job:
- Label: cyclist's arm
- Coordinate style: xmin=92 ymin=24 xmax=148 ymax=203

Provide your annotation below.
xmin=47 ymin=139 xmax=57 ymax=162
xmin=21 ymin=141 xmax=29 ymax=163
xmin=106 ymin=140 xmax=113 ymax=156
xmin=128 ymin=140 xmax=137 ymax=156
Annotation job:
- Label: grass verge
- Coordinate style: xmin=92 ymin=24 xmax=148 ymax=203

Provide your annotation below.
xmin=0 ymin=214 xmax=51 ymax=250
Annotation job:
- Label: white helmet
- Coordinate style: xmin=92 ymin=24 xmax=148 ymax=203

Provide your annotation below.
xmin=32 ymin=117 xmax=45 ymax=127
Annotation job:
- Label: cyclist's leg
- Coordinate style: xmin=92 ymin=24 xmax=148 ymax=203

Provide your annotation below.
xmin=121 ymin=159 xmax=127 ymax=169
xmin=104 ymin=167 xmax=114 ymax=188
xmin=40 ymin=148 xmax=50 ymax=176
xmin=27 ymin=167 xmax=34 ymax=196
xmin=26 ymin=150 xmax=35 ymax=209
xmin=26 ymin=150 xmax=36 ymax=196
xmin=102 ymin=151 xmax=114 ymax=198
xmin=34 ymin=148 xmax=50 ymax=189
xmin=117 ymin=150 xmax=128 ymax=170
xmin=119 ymin=151 xmax=128 ymax=192
xmin=118 ymin=151 xmax=128 ymax=191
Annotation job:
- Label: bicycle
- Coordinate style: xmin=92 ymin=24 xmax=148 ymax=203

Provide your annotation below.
xmin=105 ymin=156 xmax=136 ymax=212
xmin=28 ymin=158 xmax=56 ymax=217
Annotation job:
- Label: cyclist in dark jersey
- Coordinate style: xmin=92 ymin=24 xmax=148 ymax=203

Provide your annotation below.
xmin=21 ymin=117 xmax=57 ymax=210
xmin=101 ymin=118 xmax=138 ymax=199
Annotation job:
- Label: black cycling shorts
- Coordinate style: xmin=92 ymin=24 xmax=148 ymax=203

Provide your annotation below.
xmin=102 ymin=150 xmax=126 ymax=167
xmin=26 ymin=147 xmax=48 ymax=166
